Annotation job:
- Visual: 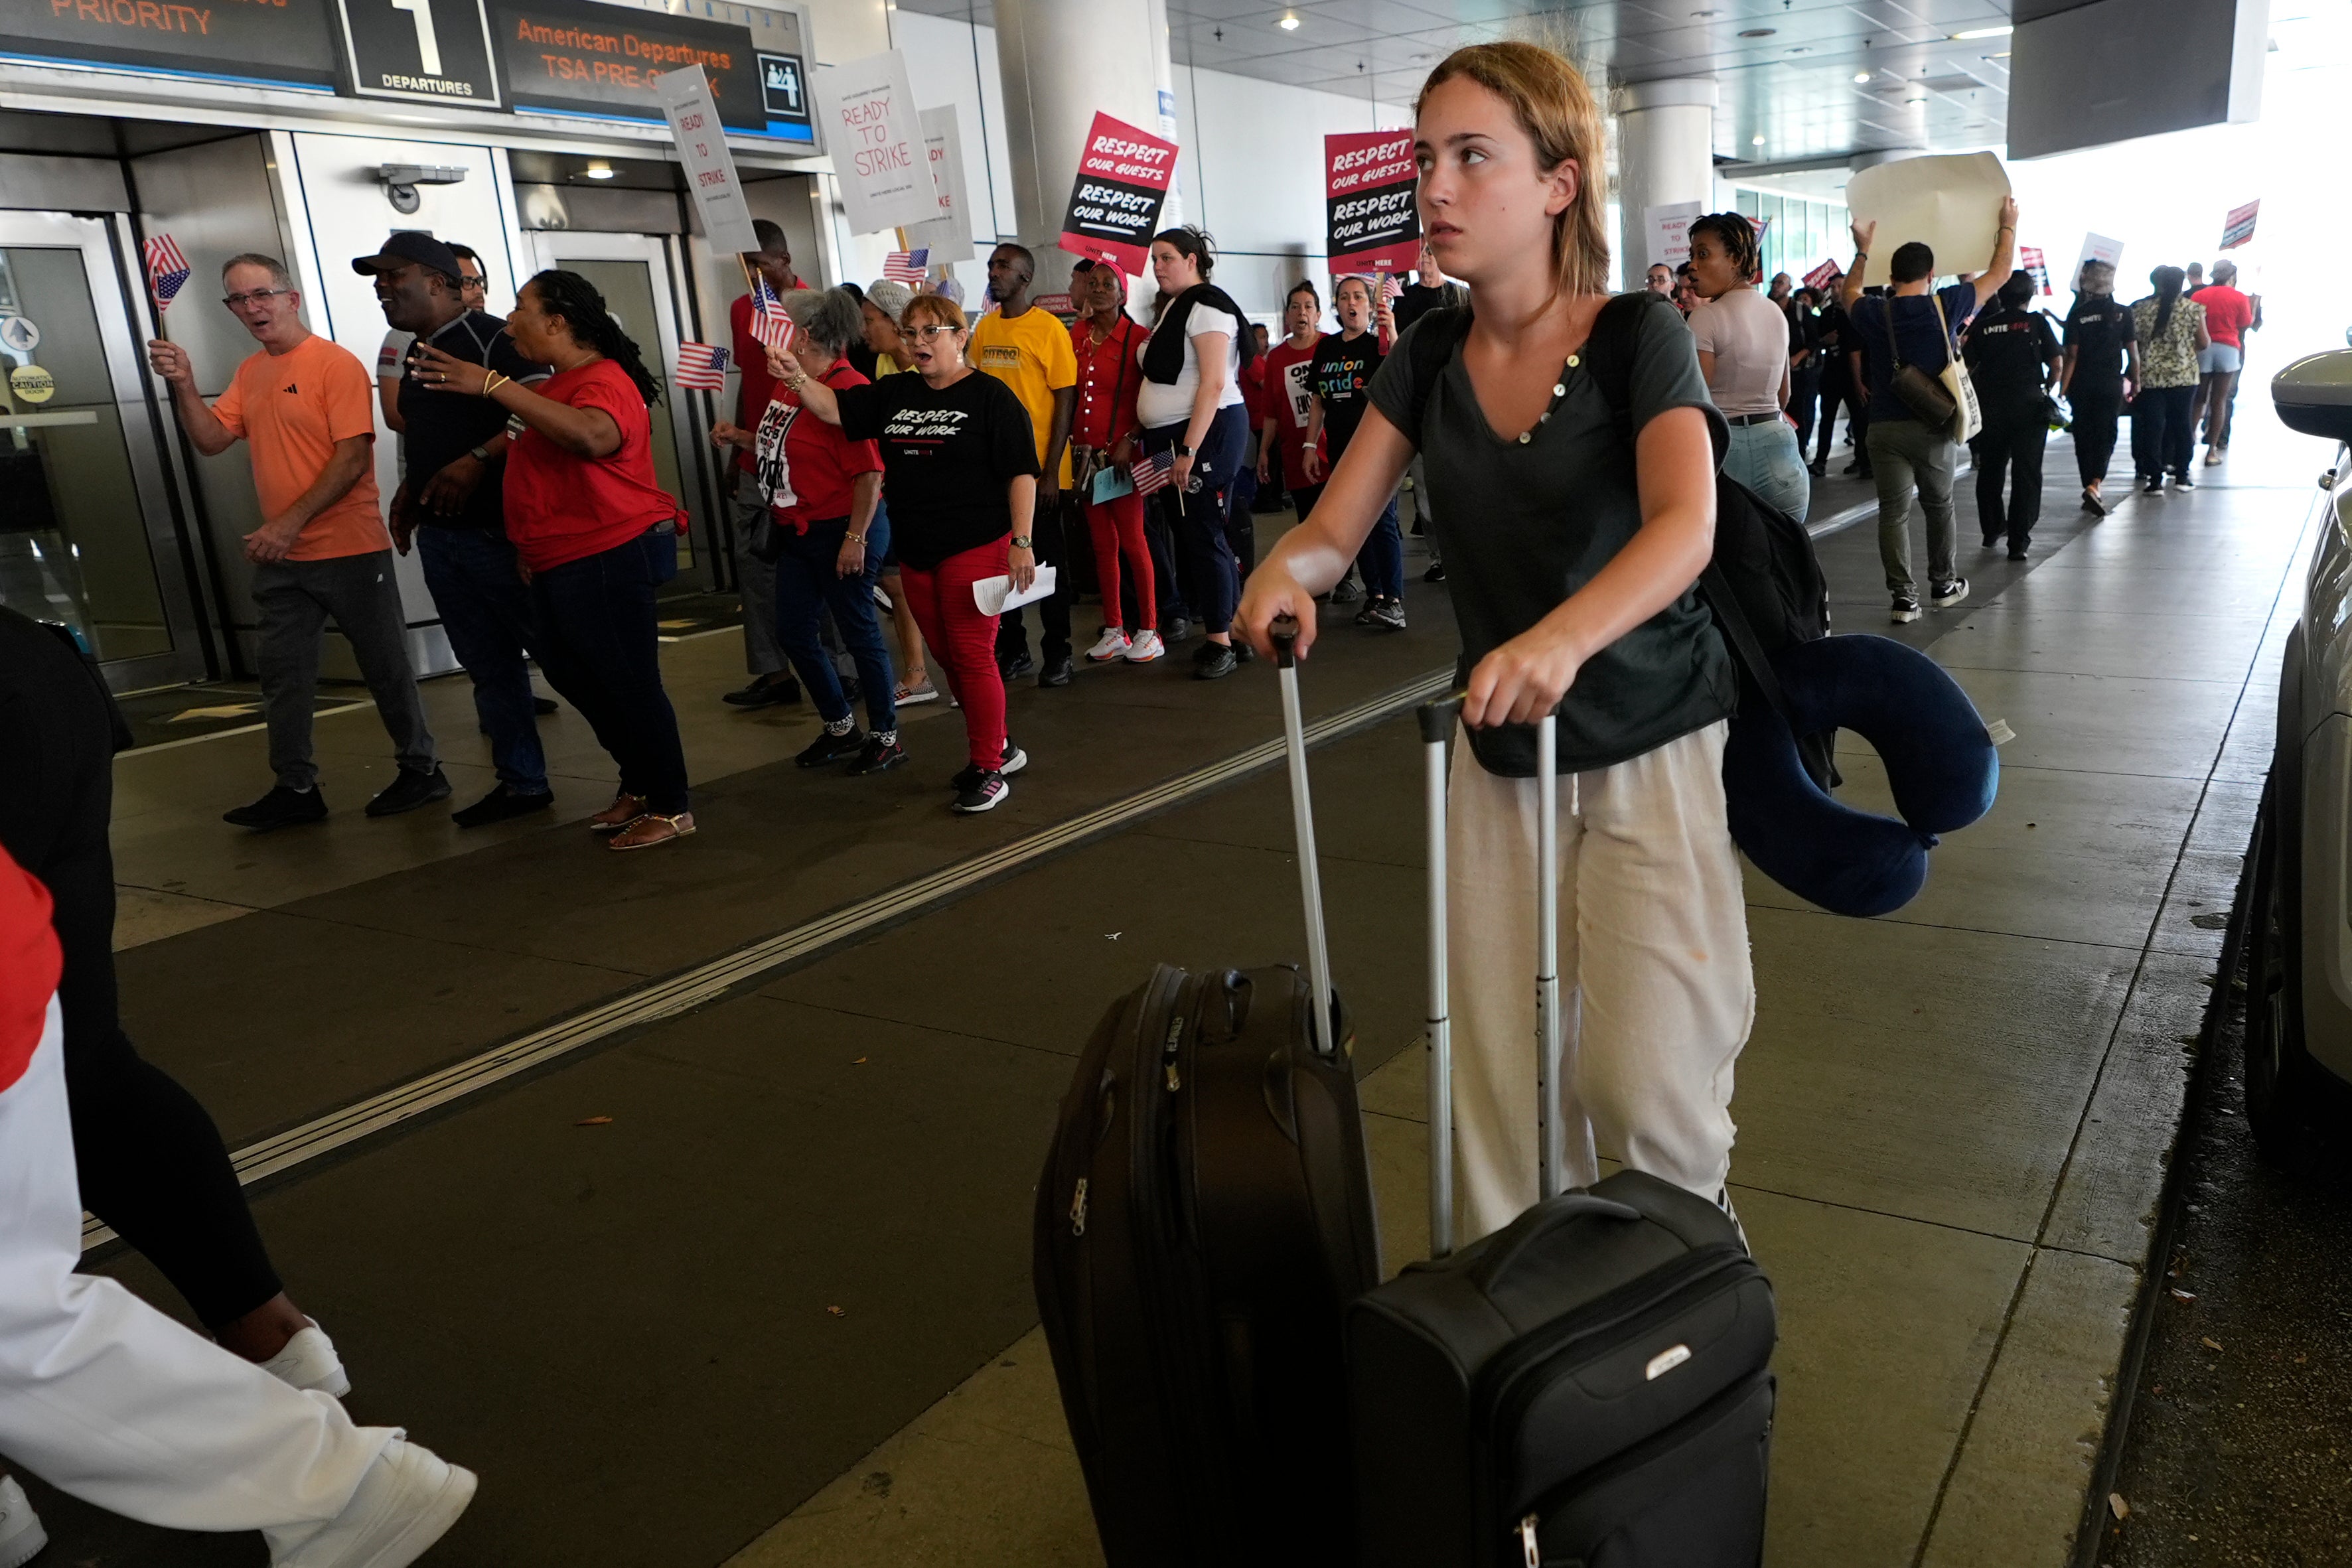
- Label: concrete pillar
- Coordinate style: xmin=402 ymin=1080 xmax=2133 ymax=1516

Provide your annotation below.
xmin=1611 ymin=78 xmax=1715 ymax=289
xmin=993 ymin=0 xmax=1166 ymax=291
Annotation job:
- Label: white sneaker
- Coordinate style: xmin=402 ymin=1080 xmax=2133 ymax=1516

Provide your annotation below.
xmin=1124 ymin=630 xmax=1166 ymax=664
xmin=265 ymin=1437 xmax=476 ymax=1568
xmin=0 ymin=1476 xmax=48 ymax=1568
xmin=263 ymin=1323 xmax=352 ymax=1399
xmin=1085 ymin=628 xmax=1131 ymax=662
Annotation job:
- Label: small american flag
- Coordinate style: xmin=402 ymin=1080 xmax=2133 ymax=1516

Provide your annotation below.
xmin=1130 ymin=449 xmax=1177 ymax=497
xmin=882 ymin=248 xmax=930 ymax=284
xmin=674 ymin=341 xmax=730 ymax=391
xmin=145 ymin=234 xmax=191 ymax=312
xmin=1380 ymin=275 xmax=1404 ymax=302
xmin=748 ymin=277 xmax=796 ymax=353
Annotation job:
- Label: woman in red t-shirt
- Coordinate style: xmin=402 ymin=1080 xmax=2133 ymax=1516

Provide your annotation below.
xmin=2189 ymin=257 xmax=2256 ymax=463
xmin=1257 ymin=279 xmax=1329 ymax=518
xmin=416 ymin=269 xmax=693 ymax=851
xmin=712 ymin=288 xmax=899 ymax=775
xmin=1065 ymin=258 xmax=1159 ymax=664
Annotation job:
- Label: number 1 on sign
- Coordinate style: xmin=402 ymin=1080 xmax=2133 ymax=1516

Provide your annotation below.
xmin=388 ymin=0 xmax=442 ymax=78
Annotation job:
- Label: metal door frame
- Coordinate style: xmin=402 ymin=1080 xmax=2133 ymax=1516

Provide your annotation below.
xmin=0 ymin=208 xmax=211 ymax=689
xmin=528 ymin=230 xmax=725 ymax=593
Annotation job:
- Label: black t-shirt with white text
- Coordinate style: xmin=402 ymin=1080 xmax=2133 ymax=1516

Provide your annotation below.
xmin=395 ymin=310 xmax=548 ymax=532
xmin=1309 ymin=331 xmax=1382 ymax=461
xmin=2063 ymin=295 xmax=2137 ymax=391
xmin=1962 ymin=303 xmax=2060 ymax=414
xmin=835 ymin=370 xmax=1040 ymax=570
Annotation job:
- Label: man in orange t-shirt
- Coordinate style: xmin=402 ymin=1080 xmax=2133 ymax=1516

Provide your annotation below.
xmin=147 ymin=253 xmax=444 ymax=831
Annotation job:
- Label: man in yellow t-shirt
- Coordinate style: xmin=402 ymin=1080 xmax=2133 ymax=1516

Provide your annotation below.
xmin=971 ymin=243 xmax=1079 ymax=683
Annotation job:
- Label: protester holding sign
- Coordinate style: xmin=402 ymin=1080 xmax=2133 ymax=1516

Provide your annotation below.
xmin=1138 ymin=227 xmax=1255 ymax=681
xmin=722 ymin=221 xmax=806 ymax=713
xmin=1066 ymin=258 xmax=1159 ymax=666
xmin=1305 ymin=275 xmax=1406 ymax=631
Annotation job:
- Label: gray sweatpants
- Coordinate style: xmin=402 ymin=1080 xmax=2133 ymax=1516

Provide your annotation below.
xmin=252 ymin=550 xmax=436 ymax=792
xmin=1866 ymin=417 xmax=1960 ymax=598
xmin=731 ymin=489 xmax=785 ymax=678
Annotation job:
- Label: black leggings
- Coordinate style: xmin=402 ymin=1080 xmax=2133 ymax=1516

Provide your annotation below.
xmin=0 ymin=610 xmax=282 ymax=1329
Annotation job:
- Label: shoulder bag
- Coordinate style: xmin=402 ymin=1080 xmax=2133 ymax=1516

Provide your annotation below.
xmin=1874 ymin=293 xmax=1960 ymax=436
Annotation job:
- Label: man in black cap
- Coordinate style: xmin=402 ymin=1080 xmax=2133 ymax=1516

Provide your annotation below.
xmin=356 ymin=232 xmax=555 ymax=827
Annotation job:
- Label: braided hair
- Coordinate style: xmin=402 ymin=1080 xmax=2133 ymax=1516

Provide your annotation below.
xmin=525 ymin=269 xmax=661 ymax=405
xmin=1689 ymin=212 xmax=1761 ymax=284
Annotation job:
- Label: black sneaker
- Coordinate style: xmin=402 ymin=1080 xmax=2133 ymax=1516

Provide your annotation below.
xmin=723 ymin=674 xmax=800 ymax=708
xmin=1930 ymin=577 xmax=1970 ymax=609
xmin=2172 ymin=472 xmax=2195 ymax=490
xmin=1037 ymin=656 xmax=1074 ymax=688
xmin=1889 ymin=597 xmax=1921 ymax=624
xmin=452 ymin=783 xmax=556 ymax=828
xmin=1194 ymin=642 xmax=1238 ymax=680
xmin=1982 ymin=532 xmax=2002 ymax=549
xmin=1842 ymin=459 xmax=1866 ymax=476
xmin=949 ymin=740 xmax=1027 ymax=793
xmin=950 ymin=770 xmax=1010 ymax=814
xmin=2082 ymin=489 xmax=2108 ymax=517
xmin=1806 ymin=461 xmax=1827 ymax=478
xmin=1353 ymin=599 xmax=1384 ymax=628
xmin=1423 ymin=561 xmax=1447 ymax=583
xmin=1166 ymin=614 xmax=1195 ymax=644
xmin=2007 ymin=547 xmax=2029 ymax=561
xmin=2143 ymin=477 xmax=2164 ymax=495
xmin=1000 ymin=651 xmax=1037 ymax=681
xmin=222 ymin=784 xmax=327 ymax=831
xmin=366 ymin=766 xmax=453 ymax=818
xmin=1366 ymin=597 xmax=1408 ymax=631
xmin=1232 ymin=636 xmax=1255 ymax=664
xmin=796 ymin=726 xmax=866 ymax=768
xmin=847 ymin=735 xmax=907 ymax=775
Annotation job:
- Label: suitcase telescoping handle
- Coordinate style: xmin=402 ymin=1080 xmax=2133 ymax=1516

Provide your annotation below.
xmin=1272 ymin=619 xmax=1339 ymax=1060
xmin=1419 ymin=696 xmax=1566 ymax=1260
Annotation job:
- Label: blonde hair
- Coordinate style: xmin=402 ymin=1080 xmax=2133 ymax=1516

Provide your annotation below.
xmin=1416 ymin=42 xmax=1612 ymax=300
xmin=901 ymin=293 xmax=968 ymax=334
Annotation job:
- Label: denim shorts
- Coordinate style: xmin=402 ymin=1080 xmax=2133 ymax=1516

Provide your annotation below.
xmin=2197 ymin=342 xmax=2242 ymax=375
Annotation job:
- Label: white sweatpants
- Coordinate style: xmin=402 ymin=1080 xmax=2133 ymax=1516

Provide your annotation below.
xmin=0 ymin=999 xmax=389 ymax=1533
xmin=1449 ymin=721 xmax=1755 ymax=1243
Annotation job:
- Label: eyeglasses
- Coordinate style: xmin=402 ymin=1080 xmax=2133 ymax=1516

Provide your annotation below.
xmin=909 ymin=323 xmax=961 ymax=340
xmin=459 ymin=275 xmax=486 ymax=293
xmin=222 ymin=288 xmax=290 ymax=310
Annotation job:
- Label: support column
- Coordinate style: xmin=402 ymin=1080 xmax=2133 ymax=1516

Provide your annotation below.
xmin=993 ymin=0 xmax=1166 ymax=293
xmin=1611 ymin=78 xmax=1715 ymax=290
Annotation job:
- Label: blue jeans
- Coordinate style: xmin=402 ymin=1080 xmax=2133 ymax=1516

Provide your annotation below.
xmin=774 ymin=512 xmax=897 ymax=735
xmin=1722 ymin=418 xmax=1811 ymax=523
xmin=1354 ymin=494 xmax=1403 ymax=600
xmin=419 ymin=524 xmax=546 ymax=794
xmin=1144 ymin=403 xmax=1250 ymax=636
xmin=530 ymin=528 xmax=689 ymax=814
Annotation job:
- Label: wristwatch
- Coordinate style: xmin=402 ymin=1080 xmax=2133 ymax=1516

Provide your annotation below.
xmin=1010 ymin=535 xmax=1033 ymax=549
xmin=1173 ymin=443 xmax=1194 ymax=457
xmin=468 ymin=444 xmax=492 ymax=463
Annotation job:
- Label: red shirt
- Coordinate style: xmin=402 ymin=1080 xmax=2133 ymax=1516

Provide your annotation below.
xmin=754 ymin=360 xmax=884 ymax=530
xmin=502 ymin=360 xmax=682 ymax=571
xmin=731 ymin=292 xmax=782 ymax=476
xmin=1260 ymin=336 xmax=1327 ymax=490
xmin=1068 ymin=314 xmax=1144 ymax=451
xmin=2196 ymin=284 xmax=2252 ymax=348
xmin=0 ymin=843 xmax=58 ymax=1096
xmin=1240 ymin=354 xmax=1269 ymax=425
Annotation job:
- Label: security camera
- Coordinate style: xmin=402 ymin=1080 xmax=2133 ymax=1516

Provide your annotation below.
xmin=379 ymin=164 xmax=468 ymax=214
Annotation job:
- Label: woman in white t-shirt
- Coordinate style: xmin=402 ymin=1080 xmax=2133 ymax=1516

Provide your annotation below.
xmin=1685 ymin=212 xmax=1810 ymax=521
xmin=1137 ymin=226 xmax=1256 ymax=679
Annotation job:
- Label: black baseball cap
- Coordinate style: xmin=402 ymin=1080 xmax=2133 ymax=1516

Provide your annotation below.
xmin=352 ymin=232 xmax=463 ymax=283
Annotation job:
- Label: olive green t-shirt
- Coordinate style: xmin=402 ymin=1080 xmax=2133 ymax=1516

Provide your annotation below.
xmin=1367 ymin=295 xmax=1735 ymax=777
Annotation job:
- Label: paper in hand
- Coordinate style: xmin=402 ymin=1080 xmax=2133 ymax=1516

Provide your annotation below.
xmin=972 ymin=566 xmax=1057 ymax=617
xmin=1844 ymin=152 xmax=2012 ymax=290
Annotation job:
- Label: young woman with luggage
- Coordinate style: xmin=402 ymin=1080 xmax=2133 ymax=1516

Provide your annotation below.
xmin=1235 ymin=40 xmax=1752 ymax=1244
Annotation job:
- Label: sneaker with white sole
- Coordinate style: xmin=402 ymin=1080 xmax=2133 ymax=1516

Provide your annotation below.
xmin=0 ymin=1476 xmax=48 ymax=1568
xmin=1124 ymin=629 xmax=1165 ymax=663
xmin=1930 ymin=577 xmax=1969 ymax=609
xmin=1085 ymin=628 xmax=1131 ymax=662
xmin=1890 ymin=596 xmax=1921 ymax=624
xmin=263 ymin=1322 xmax=352 ymax=1399
xmin=263 ymin=1436 xmax=476 ymax=1568
xmin=950 ymin=771 xmax=1010 ymax=814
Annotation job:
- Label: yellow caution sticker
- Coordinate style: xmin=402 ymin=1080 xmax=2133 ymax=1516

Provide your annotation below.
xmin=8 ymin=364 xmax=55 ymax=405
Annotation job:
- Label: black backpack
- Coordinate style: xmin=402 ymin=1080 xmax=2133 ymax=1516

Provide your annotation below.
xmin=1402 ymin=293 xmax=1836 ymax=787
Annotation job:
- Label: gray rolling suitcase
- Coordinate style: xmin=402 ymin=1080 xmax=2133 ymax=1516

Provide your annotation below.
xmin=1346 ymin=696 xmax=1779 ymax=1567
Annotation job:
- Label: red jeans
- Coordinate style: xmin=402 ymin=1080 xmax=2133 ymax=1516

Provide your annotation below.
xmin=1082 ymin=490 xmax=1155 ymax=634
xmin=899 ymin=537 xmax=1009 ymax=769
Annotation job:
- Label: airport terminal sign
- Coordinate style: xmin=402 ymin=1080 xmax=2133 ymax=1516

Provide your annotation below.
xmin=0 ymin=0 xmax=342 ymax=91
xmin=491 ymin=0 xmax=763 ymax=131
xmin=336 ymin=0 xmax=500 ymax=106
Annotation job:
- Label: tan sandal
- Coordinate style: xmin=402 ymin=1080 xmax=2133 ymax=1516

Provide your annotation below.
xmin=607 ymin=812 xmax=695 ymax=851
xmin=587 ymin=792 xmax=647 ymax=833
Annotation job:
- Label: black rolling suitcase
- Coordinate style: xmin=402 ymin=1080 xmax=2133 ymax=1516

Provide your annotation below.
xmin=1033 ymin=629 xmax=1381 ymax=1567
xmin=1347 ymin=697 xmax=1779 ymax=1568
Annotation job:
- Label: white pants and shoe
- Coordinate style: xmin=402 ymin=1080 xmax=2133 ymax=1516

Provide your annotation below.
xmin=0 ymin=1001 xmax=475 ymax=1566
xmin=1446 ymin=721 xmax=1756 ymax=1244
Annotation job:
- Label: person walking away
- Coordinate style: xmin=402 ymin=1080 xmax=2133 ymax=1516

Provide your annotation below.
xmin=785 ymin=293 xmax=1041 ymax=814
xmin=1233 ymin=322 xmax=1270 ymax=520
xmin=1304 ymin=274 xmax=1409 ymax=630
xmin=2061 ymin=259 xmax=2137 ymax=516
xmin=711 ymin=289 xmax=901 ymax=776
xmin=721 ymin=220 xmax=806 ymax=711
xmin=1686 ymin=212 xmax=1810 ymax=521
xmin=416 ymin=270 xmax=694 ymax=851
xmin=2128 ymin=267 xmax=2208 ymax=494
xmin=1066 ymin=258 xmax=1162 ymax=665
xmin=2189 ymin=259 xmax=2253 ymax=464
xmin=1239 ymin=41 xmax=1751 ymax=1242
xmin=1785 ymin=287 xmax=1822 ymax=463
xmin=1961 ymin=271 xmax=2061 ymax=559
xmin=1837 ymin=198 xmax=2021 ymax=622
xmin=1809 ymin=282 xmax=1868 ymax=478
xmin=858 ymin=279 xmax=938 ymax=707
xmin=360 ymin=232 xmax=557 ymax=829
xmin=1258 ymin=280 xmax=1329 ymax=525
xmin=1138 ymin=226 xmax=1256 ymax=679
xmin=146 ymin=255 xmax=446 ymax=829
xmin=972 ymin=243 xmax=1078 ymax=686
xmin=1394 ymin=240 xmax=1469 ymax=578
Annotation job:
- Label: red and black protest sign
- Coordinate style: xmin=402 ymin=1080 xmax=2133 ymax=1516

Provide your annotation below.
xmin=1058 ymin=111 xmax=1177 ymax=275
xmin=1325 ymin=130 xmax=1418 ymax=275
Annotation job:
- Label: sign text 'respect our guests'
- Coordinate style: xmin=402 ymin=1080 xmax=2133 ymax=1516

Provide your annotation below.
xmin=1058 ymin=111 xmax=1177 ymax=276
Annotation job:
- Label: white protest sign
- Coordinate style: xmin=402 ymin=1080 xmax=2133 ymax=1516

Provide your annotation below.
xmin=814 ymin=50 xmax=932 ymax=236
xmin=1844 ymin=151 xmax=2012 ymax=289
xmin=1644 ymin=200 xmax=1702 ymax=269
xmin=654 ymin=66 xmax=761 ymax=256
xmin=2073 ymin=232 xmax=2126 ymax=290
xmin=909 ymin=104 xmax=974 ymax=259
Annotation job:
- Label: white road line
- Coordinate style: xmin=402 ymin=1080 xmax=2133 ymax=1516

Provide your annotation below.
xmin=82 ymin=665 xmax=1454 ymax=1249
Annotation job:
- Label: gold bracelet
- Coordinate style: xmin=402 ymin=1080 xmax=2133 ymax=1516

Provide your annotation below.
xmin=845 ymin=534 xmax=867 ymax=545
xmin=482 ymin=371 xmax=508 ymax=396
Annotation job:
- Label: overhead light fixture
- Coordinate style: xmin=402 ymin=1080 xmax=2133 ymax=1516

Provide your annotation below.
xmin=1278 ymin=11 xmax=1299 ymax=27
xmin=1853 ymin=70 xmax=1873 ymax=82
xmin=583 ymin=162 xmax=616 ymax=180
xmin=1738 ymin=27 xmax=1775 ymax=37
xmin=1984 ymin=50 xmax=2011 ymax=59
xmin=1950 ymin=24 xmax=2013 ymax=40
xmin=1751 ymin=133 xmax=1766 ymax=145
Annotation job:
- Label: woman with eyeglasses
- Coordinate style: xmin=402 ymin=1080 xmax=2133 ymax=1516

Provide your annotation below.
xmin=784 ymin=293 xmax=1042 ymax=814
